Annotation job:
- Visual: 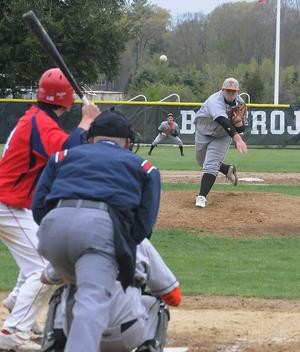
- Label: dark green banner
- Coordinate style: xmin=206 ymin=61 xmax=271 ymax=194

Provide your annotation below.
xmin=0 ymin=101 xmax=299 ymax=145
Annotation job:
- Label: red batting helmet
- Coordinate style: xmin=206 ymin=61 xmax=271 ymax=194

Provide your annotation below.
xmin=37 ymin=68 xmax=74 ymax=109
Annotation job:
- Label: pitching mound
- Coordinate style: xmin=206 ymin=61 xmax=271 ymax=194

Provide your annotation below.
xmin=157 ymin=172 xmax=300 ymax=351
xmin=157 ymin=190 xmax=300 ymax=237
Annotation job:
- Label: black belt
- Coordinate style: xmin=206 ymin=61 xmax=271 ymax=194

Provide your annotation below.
xmin=56 ymin=199 xmax=108 ymax=211
xmin=120 ymin=318 xmax=138 ymax=333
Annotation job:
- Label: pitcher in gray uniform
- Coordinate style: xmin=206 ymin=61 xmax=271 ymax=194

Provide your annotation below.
xmin=194 ymin=78 xmax=248 ymax=208
xmin=148 ymin=113 xmax=184 ymax=156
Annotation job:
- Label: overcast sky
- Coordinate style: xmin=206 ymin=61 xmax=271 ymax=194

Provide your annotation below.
xmin=150 ymin=0 xmax=254 ymax=16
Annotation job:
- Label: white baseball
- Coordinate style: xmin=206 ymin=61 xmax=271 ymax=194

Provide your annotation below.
xmin=159 ymin=54 xmax=168 ymax=62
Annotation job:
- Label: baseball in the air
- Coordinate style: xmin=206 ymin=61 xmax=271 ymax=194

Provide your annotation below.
xmin=159 ymin=54 xmax=168 ymax=62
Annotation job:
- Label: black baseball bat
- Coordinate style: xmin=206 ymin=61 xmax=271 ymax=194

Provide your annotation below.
xmin=23 ymin=10 xmax=89 ymax=105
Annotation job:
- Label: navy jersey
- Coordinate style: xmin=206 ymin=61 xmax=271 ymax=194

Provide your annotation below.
xmin=32 ymin=140 xmax=161 ymax=238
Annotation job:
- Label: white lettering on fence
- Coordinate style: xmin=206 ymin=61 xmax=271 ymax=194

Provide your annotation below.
xmin=250 ymin=111 xmax=268 ymax=135
xmin=287 ymin=110 xmax=300 ymax=134
xmin=178 ymin=109 xmax=300 ymax=135
xmin=270 ymin=110 xmax=285 ymax=135
xmin=180 ymin=110 xmax=195 ymax=134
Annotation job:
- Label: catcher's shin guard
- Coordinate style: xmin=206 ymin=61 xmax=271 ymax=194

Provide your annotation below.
xmin=41 ymin=286 xmax=66 ymax=352
xmin=136 ymin=300 xmax=170 ymax=352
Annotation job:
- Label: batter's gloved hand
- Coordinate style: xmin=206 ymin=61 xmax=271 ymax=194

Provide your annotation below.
xmin=227 ymin=103 xmax=247 ymax=128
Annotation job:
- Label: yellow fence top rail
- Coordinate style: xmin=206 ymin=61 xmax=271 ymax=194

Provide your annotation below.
xmin=0 ymin=98 xmax=291 ymax=109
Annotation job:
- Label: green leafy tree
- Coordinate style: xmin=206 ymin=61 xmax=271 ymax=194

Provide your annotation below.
xmin=0 ymin=0 xmax=128 ymax=97
xmin=167 ymin=13 xmax=207 ymax=70
xmin=280 ymin=66 xmax=300 ymax=104
xmin=243 ymin=70 xmax=264 ymax=103
xmin=126 ymin=57 xmax=204 ymax=101
xmin=127 ymin=0 xmax=170 ymax=70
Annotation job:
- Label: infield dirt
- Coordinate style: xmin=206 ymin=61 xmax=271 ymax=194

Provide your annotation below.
xmin=1 ymin=171 xmax=299 ymax=352
xmin=159 ymin=171 xmax=300 ymax=352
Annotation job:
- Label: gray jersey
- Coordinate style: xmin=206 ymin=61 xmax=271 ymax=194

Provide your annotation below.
xmin=135 ymin=239 xmax=178 ymax=295
xmin=194 ymin=90 xmax=245 ymax=138
xmin=158 ymin=121 xmax=180 ymax=136
xmin=152 ymin=120 xmax=183 ymax=147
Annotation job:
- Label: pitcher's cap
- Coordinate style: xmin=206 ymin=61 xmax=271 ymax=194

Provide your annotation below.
xmin=222 ymin=77 xmax=240 ymax=91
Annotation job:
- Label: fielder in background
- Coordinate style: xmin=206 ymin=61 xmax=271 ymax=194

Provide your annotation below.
xmin=148 ymin=113 xmax=184 ymax=156
xmin=194 ymin=77 xmax=248 ymax=208
xmin=40 ymin=238 xmax=181 ymax=352
xmin=0 ymin=67 xmax=99 ymax=351
xmin=32 ymin=109 xmax=161 ymax=352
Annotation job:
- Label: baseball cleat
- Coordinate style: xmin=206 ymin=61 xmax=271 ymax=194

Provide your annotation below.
xmin=227 ymin=165 xmax=238 ymax=186
xmin=2 ymin=297 xmax=43 ymax=338
xmin=195 ymin=195 xmax=206 ymax=208
xmin=0 ymin=329 xmax=41 ymax=351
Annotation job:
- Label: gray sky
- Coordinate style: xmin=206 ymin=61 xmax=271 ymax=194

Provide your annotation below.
xmin=150 ymin=0 xmax=254 ymax=16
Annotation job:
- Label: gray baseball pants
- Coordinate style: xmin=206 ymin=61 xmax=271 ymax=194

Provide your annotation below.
xmin=51 ymin=290 xmax=161 ymax=352
xmin=37 ymin=205 xmax=118 ymax=352
xmin=152 ymin=133 xmax=183 ymax=146
xmin=195 ymin=133 xmax=232 ymax=176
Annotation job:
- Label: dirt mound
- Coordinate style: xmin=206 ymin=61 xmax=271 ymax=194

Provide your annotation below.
xmin=157 ymin=190 xmax=300 ymax=237
xmin=160 ymin=171 xmax=300 ymax=185
xmin=156 ymin=178 xmax=300 ymax=351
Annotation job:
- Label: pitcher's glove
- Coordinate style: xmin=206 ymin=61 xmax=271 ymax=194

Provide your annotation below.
xmin=227 ymin=103 xmax=247 ymax=128
xmin=171 ymin=131 xmax=178 ymax=137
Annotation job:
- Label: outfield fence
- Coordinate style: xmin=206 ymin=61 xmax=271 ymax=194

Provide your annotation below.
xmin=0 ymin=99 xmax=299 ymax=146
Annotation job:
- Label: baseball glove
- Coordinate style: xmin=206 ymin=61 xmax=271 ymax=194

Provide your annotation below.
xmin=227 ymin=103 xmax=247 ymax=128
xmin=171 ymin=131 xmax=178 ymax=137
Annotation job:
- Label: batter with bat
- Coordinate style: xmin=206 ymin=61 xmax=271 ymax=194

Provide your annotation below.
xmin=0 ymin=68 xmax=99 ymax=351
xmin=194 ymin=77 xmax=248 ymax=208
xmin=148 ymin=113 xmax=184 ymax=156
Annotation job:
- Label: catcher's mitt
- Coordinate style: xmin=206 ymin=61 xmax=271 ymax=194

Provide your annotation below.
xmin=227 ymin=103 xmax=247 ymax=127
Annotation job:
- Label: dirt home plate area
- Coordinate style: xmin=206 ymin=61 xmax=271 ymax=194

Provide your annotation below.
xmin=1 ymin=171 xmax=300 ymax=351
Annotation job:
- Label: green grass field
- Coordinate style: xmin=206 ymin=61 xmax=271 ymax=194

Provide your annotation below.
xmin=1 ymin=147 xmax=300 ymax=299
xmin=139 ymin=145 xmax=300 ymax=172
xmin=152 ymin=229 xmax=300 ymax=299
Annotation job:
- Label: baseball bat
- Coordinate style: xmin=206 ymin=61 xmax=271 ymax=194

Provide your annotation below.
xmin=23 ymin=10 xmax=89 ymax=105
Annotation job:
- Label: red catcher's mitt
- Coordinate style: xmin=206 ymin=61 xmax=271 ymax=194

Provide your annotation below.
xmin=227 ymin=103 xmax=247 ymax=127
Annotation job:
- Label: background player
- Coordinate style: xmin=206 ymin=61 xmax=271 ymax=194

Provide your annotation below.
xmin=0 ymin=67 xmax=99 ymax=351
xmin=194 ymin=77 xmax=248 ymax=208
xmin=148 ymin=113 xmax=184 ymax=156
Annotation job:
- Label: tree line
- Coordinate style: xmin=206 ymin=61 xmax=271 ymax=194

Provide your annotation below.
xmin=1 ymin=0 xmax=300 ymax=103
